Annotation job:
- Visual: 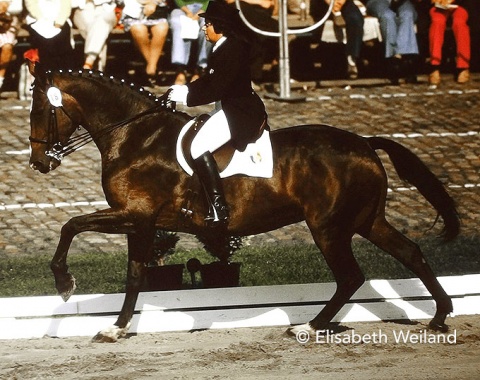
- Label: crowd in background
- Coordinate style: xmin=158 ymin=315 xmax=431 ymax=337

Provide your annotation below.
xmin=0 ymin=0 xmax=479 ymax=94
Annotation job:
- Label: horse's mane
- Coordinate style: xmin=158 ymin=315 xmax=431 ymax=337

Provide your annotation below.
xmin=49 ymin=69 xmax=192 ymax=121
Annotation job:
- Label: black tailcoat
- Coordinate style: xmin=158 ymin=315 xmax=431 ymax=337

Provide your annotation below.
xmin=186 ymin=36 xmax=266 ymax=151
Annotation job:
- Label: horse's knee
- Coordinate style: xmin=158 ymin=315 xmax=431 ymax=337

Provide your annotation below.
xmin=60 ymin=218 xmax=78 ymax=237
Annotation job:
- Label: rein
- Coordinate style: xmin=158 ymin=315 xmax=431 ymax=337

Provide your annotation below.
xmin=30 ymin=72 xmax=174 ymax=162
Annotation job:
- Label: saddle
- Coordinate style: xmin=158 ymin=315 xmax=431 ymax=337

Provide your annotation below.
xmin=176 ymin=114 xmax=273 ymax=221
xmin=177 ymin=114 xmax=273 ymax=179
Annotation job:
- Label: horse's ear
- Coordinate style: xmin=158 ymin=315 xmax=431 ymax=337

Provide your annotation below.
xmin=23 ymin=49 xmax=40 ymax=77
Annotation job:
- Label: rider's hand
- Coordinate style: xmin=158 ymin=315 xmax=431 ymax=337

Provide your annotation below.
xmin=168 ymin=85 xmax=189 ymax=104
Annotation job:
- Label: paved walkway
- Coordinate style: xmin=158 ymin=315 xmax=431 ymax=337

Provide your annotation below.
xmin=1 ymin=74 xmax=479 ymax=256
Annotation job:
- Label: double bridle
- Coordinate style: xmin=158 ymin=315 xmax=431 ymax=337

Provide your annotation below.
xmin=29 ymin=71 xmax=174 ymax=162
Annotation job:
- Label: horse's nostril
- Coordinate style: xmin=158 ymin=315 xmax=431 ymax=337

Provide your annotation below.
xmin=30 ymin=161 xmax=50 ymax=173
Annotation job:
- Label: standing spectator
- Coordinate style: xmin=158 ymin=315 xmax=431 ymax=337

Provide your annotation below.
xmin=170 ymin=0 xmax=210 ymax=85
xmin=24 ymin=0 xmax=76 ymax=70
xmin=72 ymin=0 xmax=118 ymax=71
xmin=122 ymin=0 xmax=170 ymax=86
xmin=366 ymin=0 xmax=419 ymax=84
xmin=311 ymin=0 xmax=364 ymax=79
xmin=428 ymin=0 xmax=470 ymax=85
xmin=0 ymin=0 xmax=22 ymax=91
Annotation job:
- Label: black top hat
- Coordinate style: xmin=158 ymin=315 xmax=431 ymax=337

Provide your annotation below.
xmin=199 ymin=1 xmax=240 ymax=24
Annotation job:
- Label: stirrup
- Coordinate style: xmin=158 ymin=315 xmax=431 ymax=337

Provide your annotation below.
xmin=205 ymin=195 xmax=229 ymax=227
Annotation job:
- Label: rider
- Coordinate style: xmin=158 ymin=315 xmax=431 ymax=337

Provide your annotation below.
xmin=168 ymin=0 xmax=267 ymax=227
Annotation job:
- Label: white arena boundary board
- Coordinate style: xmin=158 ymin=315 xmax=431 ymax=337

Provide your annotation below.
xmin=1 ymin=274 xmax=479 ymax=339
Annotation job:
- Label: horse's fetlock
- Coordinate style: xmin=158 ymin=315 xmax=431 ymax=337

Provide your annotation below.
xmin=437 ymin=296 xmax=453 ymax=314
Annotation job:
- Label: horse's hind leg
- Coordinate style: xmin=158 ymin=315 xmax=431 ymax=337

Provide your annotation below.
xmin=290 ymin=230 xmax=365 ymax=334
xmin=362 ymin=216 xmax=453 ymax=332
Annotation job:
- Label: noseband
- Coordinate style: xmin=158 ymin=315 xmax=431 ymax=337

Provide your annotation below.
xmin=29 ymin=71 xmax=174 ymax=163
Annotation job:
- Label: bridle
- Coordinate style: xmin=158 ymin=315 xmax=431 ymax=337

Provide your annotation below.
xmin=29 ymin=71 xmax=174 ymax=163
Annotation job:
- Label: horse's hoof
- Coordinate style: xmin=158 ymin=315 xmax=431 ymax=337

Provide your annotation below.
xmin=286 ymin=323 xmax=316 ymax=339
xmin=92 ymin=324 xmax=130 ymax=343
xmin=56 ymin=274 xmax=77 ymax=302
xmin=428 ymin=319 xmax=449 ymax=333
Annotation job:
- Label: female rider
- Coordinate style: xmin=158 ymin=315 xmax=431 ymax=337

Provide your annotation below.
xmin=168 ymin=0 xmax=267 ymax=227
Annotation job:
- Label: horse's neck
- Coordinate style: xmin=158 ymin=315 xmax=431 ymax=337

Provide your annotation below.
xmin=74 ymin=89 xmax=157 ymax=147
xmin=86 ymin=105 xmax=186 ymax=167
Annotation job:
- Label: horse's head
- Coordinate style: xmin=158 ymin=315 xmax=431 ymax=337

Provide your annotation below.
xmin=28 ymin=63 xmax=84 ymax=173
xmin=27 ymin=59 xmax=184 ymax=174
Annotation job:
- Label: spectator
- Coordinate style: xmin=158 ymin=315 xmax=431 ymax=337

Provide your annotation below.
xmin=170 ymin=0 xmax=210 ymax=85
xmin=464 ymin=0 xmax=479 ymax=71
xmin=366 ymin=0 xmax=419 ymax=84
xmin=225 ymin=0 xmax=279 ymax=87
xmin=72 ymin=0 xmax=118 ymax=71
xmin=428 ymin=0 xmax=470 ymax=85
xmin=0 ymin=0 xmax=22 ymax=91
xmin=122 ymin=0 xmax=170 ymax=86
xmin=24 ymin=0 xmax=77 ymax=70
xmin=311 ymin=0 xmax=364 ymax=79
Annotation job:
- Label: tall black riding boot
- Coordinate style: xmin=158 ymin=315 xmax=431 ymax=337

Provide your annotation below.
xmin=193 ymin=152 xmax=229 ymax=227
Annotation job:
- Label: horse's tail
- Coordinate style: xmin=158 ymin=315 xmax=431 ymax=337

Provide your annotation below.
xmin=367 ymin=136 xmax=460 ymax=241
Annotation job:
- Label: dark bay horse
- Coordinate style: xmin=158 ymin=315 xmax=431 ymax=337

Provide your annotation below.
xmin=28 ymin=66 xmax=459 ymax=342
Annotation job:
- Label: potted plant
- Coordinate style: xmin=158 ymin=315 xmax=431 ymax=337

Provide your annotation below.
xmin=145 ymin=230 xmax=184 ymax=291
xmin=188 ymin=235 xmax=243 ymax=288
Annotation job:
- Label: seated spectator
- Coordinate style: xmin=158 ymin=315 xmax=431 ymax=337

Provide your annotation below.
xmin=72 ymin=0 xmax=118 ymax=71
xmin=122 ymin=0 xmax=170 ymax=86
xmin=24 ymin=0 xmax=77 ymax=70
xmin=428 ymin=0 xmax=470 ymax=85
xmin=225 ymin=0 xmax=279 ymax=87
xmin=366 ymin=0 xmax=419 ymax=84
xmin=311 ymin=0 xmax=364 ymax=79
xmin=0 ymin=0 xmax=22 ymax=91
xmin=170 ymin=0 xmax=211 ymax=85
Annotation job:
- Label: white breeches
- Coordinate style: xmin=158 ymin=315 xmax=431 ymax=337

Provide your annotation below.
xmin=190 ymin=107 xmax=231 ymax=159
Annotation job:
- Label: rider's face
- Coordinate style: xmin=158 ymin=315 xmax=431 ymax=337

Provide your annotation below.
xmin=203 ymin=20 xmax=222 ymax=43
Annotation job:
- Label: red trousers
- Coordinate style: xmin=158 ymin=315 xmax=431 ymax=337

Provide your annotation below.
xmin=429 ymin=6 xmax=470 ymax=69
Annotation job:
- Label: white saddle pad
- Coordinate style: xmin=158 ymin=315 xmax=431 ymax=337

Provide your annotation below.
xmin=176 ymin=120 xmax=273 ymax=179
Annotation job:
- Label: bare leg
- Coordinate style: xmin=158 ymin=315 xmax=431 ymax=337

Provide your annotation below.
xmin=145 ymin=22 xmax=169 ymax=76
xmin=0 ymin=44 xmax=13 ymax=83
xmin=130 ymin=23 xmax=168 ymax=77
xmin=130 ymin=24 xmax=153 ymax=70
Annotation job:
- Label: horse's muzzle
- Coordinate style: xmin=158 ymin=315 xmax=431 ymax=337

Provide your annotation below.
xmin=30 ymin=160 xmax=50 ymax=173
xmin=29 ymin=158 xmax=60 ymax=173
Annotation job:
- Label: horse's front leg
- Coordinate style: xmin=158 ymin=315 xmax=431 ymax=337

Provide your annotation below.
xmin=93 ymin=227 xmax=155 ymax=343
xmin=50 ymin=209 xmax=134 ymax=301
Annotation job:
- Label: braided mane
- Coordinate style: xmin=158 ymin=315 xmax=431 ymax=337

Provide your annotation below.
xmin=53 ymin=69 xmax=163 ymax=103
